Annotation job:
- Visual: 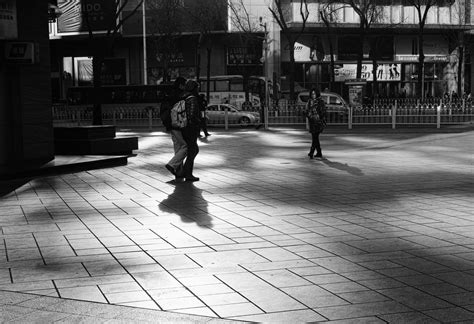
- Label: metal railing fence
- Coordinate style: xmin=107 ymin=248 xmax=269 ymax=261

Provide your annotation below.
xmin=53 ymin=98 xmax=474 ymax=130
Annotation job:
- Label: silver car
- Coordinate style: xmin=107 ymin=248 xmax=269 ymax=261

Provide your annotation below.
xmin=206 ymin=104 xmax=260 ymax=127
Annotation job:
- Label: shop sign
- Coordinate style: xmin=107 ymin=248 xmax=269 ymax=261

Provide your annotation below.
xmin=395 ymin=55 xmax=450 ymax=62
xmin=156 ymin=52 xmax=185 ymax=65
xmin=335 ymin=64 xmax=401 ymax=82
xmin=57 ymin=0 xmax=116 ymax=34
xmin=0 ymin=0 xmax=17 ymax=39
xmin=5 ymin=42 xmax=37 ymax=64
xmin=282 ymin=42 xmax=334 ymax=62
xmin=348 ymin=84 xmax=364 ymax=108
xmin=227 ymin=47 xmax=260 ymax=65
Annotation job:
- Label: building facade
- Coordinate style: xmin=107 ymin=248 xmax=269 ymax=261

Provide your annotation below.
xmin=47 ymin=0 xmax=474 ymax=102
xmin=271 ymin=0 xmax=474 ymax=98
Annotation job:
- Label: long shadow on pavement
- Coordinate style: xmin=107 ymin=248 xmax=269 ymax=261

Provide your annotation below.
xmin=158 ymin=181 xmax=213 ymax=228
xmin=320 ymin=158 xmax=364 ymax=176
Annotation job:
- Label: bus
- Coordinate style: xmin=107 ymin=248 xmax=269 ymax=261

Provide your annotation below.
xmin=198 ymin=75 xmax=266 ymax=109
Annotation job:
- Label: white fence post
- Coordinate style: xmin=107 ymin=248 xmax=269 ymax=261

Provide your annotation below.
xmin=264 ymin=104 xmax=269 ymax=129
xmin=392 ymin=100 xmax=397 ymax=129
xmin=224 ymin=107 xmax=229 ymax=130
xmin=148 ymin=108 xmax=153 ymax=131
xmin=437 ymin=99 xmax=442 ymax=129
xmin=348 ymin=106 xmax=353 ymax=129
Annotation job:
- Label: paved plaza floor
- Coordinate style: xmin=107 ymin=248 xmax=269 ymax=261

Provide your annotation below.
xmin=1 ymin=126 xmax=474 ymax=323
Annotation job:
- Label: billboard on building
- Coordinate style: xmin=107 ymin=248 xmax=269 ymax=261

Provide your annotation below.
xmin=335 ymin=64 xmax=401 ymax=82
xmin=57 ymin=0 xmax=116 ymax=34
xmin=0 ymin=0 xmax=17 ymax=39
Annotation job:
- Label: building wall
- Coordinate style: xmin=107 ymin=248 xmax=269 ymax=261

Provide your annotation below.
xmin=0 ymin=0 xmax=54 ymax=174
xmin=294 ymin=0 xmax=469 ymax=26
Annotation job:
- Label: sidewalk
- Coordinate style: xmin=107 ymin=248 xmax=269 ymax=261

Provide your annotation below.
xmin=1 ymin=127 xmax=474 ymax=323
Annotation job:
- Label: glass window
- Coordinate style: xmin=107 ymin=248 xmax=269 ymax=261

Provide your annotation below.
xmin=329 ymin=96 xmax=343 ymax=105
xmin=215 ymin=80 xmax=229 ymax=91
xmin=337 ymin=36 xmax=359 ymax=61
xmin=230 ymin=79 xmax=244 ymax=91
xmin=208 ymin=105 xmax=218 ymax=111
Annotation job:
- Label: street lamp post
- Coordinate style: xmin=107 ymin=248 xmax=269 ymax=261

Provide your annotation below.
xmin=260 ymin=17 xmax=269 ymax=130
xmin=142 ymin=0 xmax=147 ymax=85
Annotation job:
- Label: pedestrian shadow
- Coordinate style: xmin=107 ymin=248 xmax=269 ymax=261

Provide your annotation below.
xmin=320 ymin=158 xmax=364 ymax=176
xmin=158 ymin=182 xmax=213 ymax=228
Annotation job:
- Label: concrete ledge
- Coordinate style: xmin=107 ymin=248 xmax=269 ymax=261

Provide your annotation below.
xmin=0 ymin=155 xmax=129 ymax=182
xmin=54 ymin=125 xmax=117 ymax=140
xmin=54 ymin=125 xmax=138 ymax=155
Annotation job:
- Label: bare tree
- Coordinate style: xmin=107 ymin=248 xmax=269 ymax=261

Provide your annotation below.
xmin=319 ymin=4 xmax=339 ymax=91
xmin=228 ymin=0 xmax=264 ymax=103
xmin=442 ymin=0 xmax=469 ymax=96
xmin=335 ymin=0 xmax=384 ymax=80
xmin=147 ymin=0 xmax=183 ymax=84
xmin=269 ymin=0 xmax=309 ymax=101
xmin=84 ymin=0 xmax=143 ymax=125
xmin=187 ymin=0 xmax=227 ymax=101
xmin=404 ymin=0 xmax=438 ymax=98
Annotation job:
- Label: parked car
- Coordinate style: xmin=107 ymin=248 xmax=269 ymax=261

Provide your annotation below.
xmin=297 ymin=91 xmax=349 ymax=112
xmin=297 ymin=91 xmax=349 ymax=122
xmin=206 ymin=103 xmax=260 ymax=127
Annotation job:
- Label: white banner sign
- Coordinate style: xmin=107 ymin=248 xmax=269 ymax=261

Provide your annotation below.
xmin=0 ymin=0 xmax=17 ymax=39
xmin=334 ymin=63 xmax=401 ymax=82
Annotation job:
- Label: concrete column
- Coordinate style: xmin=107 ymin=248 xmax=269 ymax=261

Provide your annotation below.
xmin=0 ymin=0 xmax=54 ymax=175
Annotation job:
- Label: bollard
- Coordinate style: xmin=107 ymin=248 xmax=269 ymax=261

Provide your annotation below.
xmin=224 ymin=107 xmax=229 ymax=130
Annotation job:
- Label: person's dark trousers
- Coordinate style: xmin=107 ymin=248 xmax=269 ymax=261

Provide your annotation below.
xmin=310 ymin=132 xmax=322 ymax=156
xmin=182 ymin=125 xmax=200 ymax=177
xmin=201 ymin=119 xmax=210 ymax=136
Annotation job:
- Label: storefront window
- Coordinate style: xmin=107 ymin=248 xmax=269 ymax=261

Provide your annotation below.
xmin=337 ymin=36 xmax=360 ymax=61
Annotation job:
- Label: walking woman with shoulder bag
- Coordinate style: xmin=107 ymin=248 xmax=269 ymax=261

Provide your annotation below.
xmin=305 ymin=88 xmax=327 ymax=159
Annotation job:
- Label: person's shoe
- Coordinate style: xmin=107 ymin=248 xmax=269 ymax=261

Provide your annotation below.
xmin=185 ymin=176 xmax=200 ymax=182
xmin=308 ymin=153 xmax=313 ymax=159
xmin=165 ymin=164 xmax=176 ymax=176
xmin=315 ymin=153 xmax=323 ymax=158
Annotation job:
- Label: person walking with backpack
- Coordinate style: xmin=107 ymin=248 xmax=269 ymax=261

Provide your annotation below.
xmin=181 ymin=80 xmax=201 ymax=181
xmin=163 ymin=77 xmax=187 ymax=179
xmin=306 ymin=88 xmax=327 ymax=159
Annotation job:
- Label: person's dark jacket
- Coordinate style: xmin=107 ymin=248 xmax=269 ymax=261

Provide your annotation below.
xmin=306 ymin=97 xmax=327 ymax=133
xmin=184 ymin=93 xmax=201 ymax=127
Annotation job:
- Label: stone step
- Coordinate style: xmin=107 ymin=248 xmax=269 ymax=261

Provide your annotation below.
xmin=55 ymin=136 xmax=138 ymax=155
xmin=54 ymin=125 xmax=117 ymax=140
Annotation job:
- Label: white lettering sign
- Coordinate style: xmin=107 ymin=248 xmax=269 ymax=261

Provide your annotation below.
xmin=335 ymin=64 xmax=401 ymax=82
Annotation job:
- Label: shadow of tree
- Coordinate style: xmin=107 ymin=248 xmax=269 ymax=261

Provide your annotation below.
xmin=321 ymin=158 xmax=364 ymax=176
xmin=158 ymin=181 xmax=213 ymax=228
